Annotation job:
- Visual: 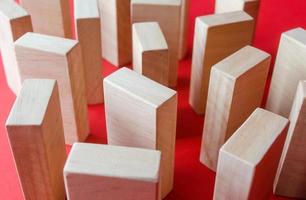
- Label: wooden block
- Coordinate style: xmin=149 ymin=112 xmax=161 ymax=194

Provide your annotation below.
xmin=200 ymin=45 xmax=271 ymax=171
xmin=74 ymin=0 xmax=103 ymax=105
xmin=14 ymin=33 xmax=89 ymax=144
xmin=274 ymin=80 xmax=306 ymax=198
xmin=266 ymin=28 xmax=306 ymax=118
xmin=189 ymin=11 xmax=254 ymax=114
xmin=6 ymin=79 xmax=67 ymax=200
xmin=0 ymin=0 xmax=32 ymax=94
xmin=131 ymin=0 xmax=182 ymax=87
xmin=64 ymin=143 xmax=161 ymax=200
xmin=178 ymin=0 xmax=189 ymax=60
xmin=98 ymin=0 xmax=132 ymax=66
xmin=132 ymin=22 xmax=170 ymax=86
xmin=104 ymin=67 xmax=177 ymax=198
xmin=214 ymin=108 xmax=289 ymax=200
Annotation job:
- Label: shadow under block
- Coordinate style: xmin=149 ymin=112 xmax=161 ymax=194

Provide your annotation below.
xmin=6 ymin=79 xmax=67 ymax=200
xmin=131 ymin=0 xmax=182 ymax=87
xmin=178 ymin=0 xmax=189 ymax=60
xmin=189 ymin=11 xmax=254 ymax=114
xmin=266 ymin=28 xmax=306 ymax=118
xmin=64 ymin=143 xmax=161 ymax=200
xmin=274 ymin=81 xmax=306 ymax=198
xmin=74 ymin=0 xmax=103 ymax=105
xmin=132 ymin=22 xmax=170 ymax=86
xmin=104 ymin=67 xmax=177 ymax=198
xmin=0 ymin=0 xmax=33 ymax=95
xmin=14 ymin=33 xmax=89 ymax=144
xmin=200 ymin=46 xmax=271 ymax=171
xmin=214 ymin=108 xmax=289 ymax=200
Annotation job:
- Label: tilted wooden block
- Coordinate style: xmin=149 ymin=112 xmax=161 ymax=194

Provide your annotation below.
xmin=104 ymin=67 xmax=177 ymax=198
xmin=200 ymin=45 xmax=270 ymax=171
xmin=0 ymin=0 xmax=32 ymax=94
xmin=74 ymin=0 xmax=103 ymax=105
xmin=14 ymin=33 xmax=89 ymax=144
xmin=189 ymin=11 xmax=254 ymax=114
xmin=178 ymin=0 xmax=189 ymax=60
xmin=64 ymin=143 xmax=161 ymax=200
xmin=214 ymin=108 xmax=289 ymax=200
xmin=6 ymin=79 xmax=67 ymax=200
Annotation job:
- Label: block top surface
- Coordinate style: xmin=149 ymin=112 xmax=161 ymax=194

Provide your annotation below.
xmin=282 ymin=27 xmax=306 ymax=47
xmin=74 ymin=0 xmax=99 ymax=19
xmin=132 ymin=0 xmax=181 ymax=6
xmin=298 ymin=80 xmax=306 ymax=98
xmin=64 ymin=143 xmax=161 ymax=183
xmin=0 ymin=0 xmax=29 ymax=20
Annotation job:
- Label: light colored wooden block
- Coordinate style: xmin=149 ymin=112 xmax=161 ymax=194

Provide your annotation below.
xmin=0 ymin=0 xmax=32 ymax=94
xmin=64 ymin=143 xmax=161 ymax=200
xmin=6 ymin=79 xmax=67 ymax=200
xmin=266 ymin=28 xmax=306 ymax=118
xmin=74 ymin=0 xmax=103 ymax=105
xmin=200 ymin=45 xmax=270 ymax=171
xmin=131 ymin=0 xmax=182 ymax=87
xmin=214 ymin=108 xmax=289 ymax=200
xmin=104 ymin=67 xmax=177 ymax=198
xmin=132 ymin=22 xmax=170 ymax=86
xmin=274 ymin=80 xmax=306 ymax=198
xmin=178 ymin=0 xmax=189 ymax=60
xmin=14 ymin=33 xmax=89 ymax=144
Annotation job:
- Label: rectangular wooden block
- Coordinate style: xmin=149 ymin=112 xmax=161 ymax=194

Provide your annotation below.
xmin=14 ymin=33 xmax=89 ymax=144
xmin=214 ymin=108 xmax=289 ymax=200
xmin=189 ymin=11 xmax=254 ymax=114
xmin=6 ymin=79 xmax=67 ymax=200
xmin=64 ymin=143 xmax=161 ymax=200
xmin=104 ymin=67 xmax=177 ymax=198
xmin=132 ymin=22 xmax=170 ymax=86
xmin=200 ymin=45 xmax=270 ymax=171
xmin=0 ymin=0 xmax=32 ymax=94
xmin=74 ymin=0 xmax=103 ymax=105
xmin=178 ymin=0 xmax=189 ymax=60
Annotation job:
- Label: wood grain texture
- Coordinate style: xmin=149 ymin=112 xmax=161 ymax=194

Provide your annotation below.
xmin=214 ymin=108 xmax=289 ymax=200
xmin=178 ymin=0 xmax=189 ymax=60
xmin=6 ymin=79 xmax=67 ymax=200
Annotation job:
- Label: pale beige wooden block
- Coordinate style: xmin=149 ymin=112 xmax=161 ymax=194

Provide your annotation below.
xmin=178 ymin=0 xmax=189 ymax=60
xmin=74 ymin=0 xmax=103 ymax=105
xmin=64 ymin=143 xmax=161 ymax=200
xmin=266 ymin=28 xmax=306 ymax=118
xmin=200 ymin=46 xmax=270 ymax=171
xmin=189 ymin=11 xmax=254 ymax=114
xmin=131 ymin=0 xmax=182 ymax=87
xmin=6 ymin=79 xmax=67 ymax=200
xmin=132 ymin=22 xmax=170 ymax=86
xmin=14 ymin=33 xmax=89 ymax=144
xmin=104 ymin=67 xmax=177 ymax=198
xmin=0 ymin=0 xmax=32 ymax=94
xmin=214 ymin=108 xmax=289 ymax=200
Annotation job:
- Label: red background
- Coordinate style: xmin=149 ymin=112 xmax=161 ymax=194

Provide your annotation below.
xmin=1 ymin=0 xmax=306 ymax=199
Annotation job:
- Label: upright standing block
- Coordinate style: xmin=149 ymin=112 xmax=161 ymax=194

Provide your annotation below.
xmin=14 ymin=33 xmax=89 ymax=144
xmin=131 ymin=0 xmax=182 ymax=87
xmin=74 ymin=0 xmax=103 ymax=105
xmin=6 ymin=79 xmax=67 ymax=200
xmin=178 ymin=0 xmax=189 ymax=60
xmin=214 ymin=108 xmax=289 ymax=200
xmin=64 ymin=143 xmax=161 ymax=200
xmin=0 ymin=0 xmax=32 ymax=94
xmin=189 ymin=11 xmax=254 ymax=114
xmin=200 ymin=46 xmax=270 ymax=171
xmin=104 ymin=67 xmax=177 ymax=198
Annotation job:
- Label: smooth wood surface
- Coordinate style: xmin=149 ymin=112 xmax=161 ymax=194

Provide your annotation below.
xmin=189 ymin=11 xmax=254 ymax=114
xmin=6 ymin=79 xmax=67 ymax=200
xmin=104 ymin=67 xmax=177 ymax=198
xmin=14 ymin=33 xmax=89 ymax=144
xmin=214 ymin=108 xmax=289 ymax=200
xmin=200 ymin=46 xmax=270 ymax=171
xmin=178 ymin=0 xmax=189 ymax=60
xmin=64 ymin=143 xmax=161 ymax=200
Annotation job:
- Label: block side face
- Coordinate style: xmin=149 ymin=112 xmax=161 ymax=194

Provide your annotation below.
xmin=74 ymin=0 xmax=99 ymax=19
xmin=243 ymin=1 xmax=259 ymax=19
xmin=133 ymin=27 xmax=143 ymax=74
xmin=178 ymin=0 xmax=189 ymax=59
xmin=0 ymin=0 xmax=29 ymax=20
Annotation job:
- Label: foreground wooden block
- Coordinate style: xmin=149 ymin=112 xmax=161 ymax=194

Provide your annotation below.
xmin=64 ymin=143 xmax=161 ymax=200
xmin=104 ymin=68 xmax=177 ymax=198
xmin=14 ymin=33 xmax=89 ymax=144
xmin=0 ymin=0 xmax=32 ymax=94
xmin=74 ymin=0 xmax=103 ymax=105
xmin=214 ymin=108 xmax=289 ymax=200
xmin=178 ymin=0 xmax=189 ymax=60
xmin=6 ymin=79 xmax=67 ymax=200
xmin=200 ymin=46 xmax=270 ymax=171
xmin=189 ymin=11 xmax=254 ymax=114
